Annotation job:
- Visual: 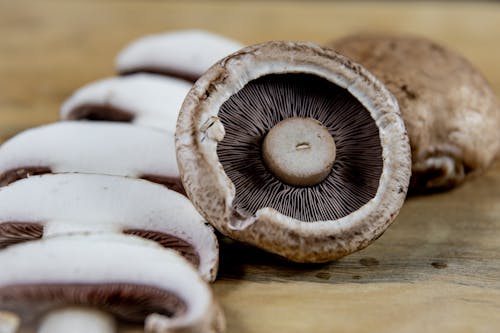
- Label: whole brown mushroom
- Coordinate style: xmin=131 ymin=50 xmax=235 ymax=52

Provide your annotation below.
xmin=326 ymin=34 xmax=500 ymax=193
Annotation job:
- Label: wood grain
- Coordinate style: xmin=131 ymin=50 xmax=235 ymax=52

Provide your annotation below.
xmin=1 ymin=1 xmax=499 ymax=333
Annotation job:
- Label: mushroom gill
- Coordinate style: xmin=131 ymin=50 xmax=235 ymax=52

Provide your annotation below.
xmin=124 ymin=229 xmax=200 ymax=267
xmin=216 ymin=73 xmax=383 ymax=222
xmin=0 ymin=167 xmax=51 ymax=187
xmin=0 ymin=283 xmax=186 ymax=323
xmin=67 ymin=104 xmax=134 ymax=122
xmin=0 ymin=222 xmax=43 ymax=249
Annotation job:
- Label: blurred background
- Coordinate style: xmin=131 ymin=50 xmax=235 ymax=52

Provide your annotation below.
xmin=0 ymin=1 xmax=499 ymax=139
xmin=1 ymin=2 xmax=499 ymax=333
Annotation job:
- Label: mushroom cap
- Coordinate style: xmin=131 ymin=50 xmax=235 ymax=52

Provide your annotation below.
xmin=0 ymin=173 xmax=218 ymax=281
xmin=60 ymin=73 xmax=192 ymax=133
xmin=0 ymin=121 xmax=182 ymax=192
xmin=176 ymin=41 xmax=411 ymax=262
xmin=116 ymin=29 xmax=244 ymax=82
xmin=0 ymin=233 xmax=225 ymax=333
xmin=326 ymin=34 xmax=500 ymax=193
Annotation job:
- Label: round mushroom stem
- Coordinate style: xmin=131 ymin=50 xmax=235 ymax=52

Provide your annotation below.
xmin=262 ymin=117 xmax=336 ymax=187
xmin=37 ymin=307 xmax=116 ymax=333
xmin=0 ymin=311 xmax=20 ymax=333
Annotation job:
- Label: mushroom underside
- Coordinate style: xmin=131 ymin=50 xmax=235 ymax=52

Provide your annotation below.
xmin=0 ymin=283 xmax=186 ymax=323
xmin=139 ymin=174 xmax=186 ymax=195
xmin=0 ymin=222 xmax=43 ymax=249
xmin=120 ymin=67 xmax=199 ymax=83
xmin=66 ymin=104 xmax=135 ymax=122
xmin=0 ymin=167 xmax=51 ymax=187
xmin=124 ymin=229 xmax=199 ymax=267
xmin=216 ymin=73 xmax=383 ymax=222
xmin=410 ymin=151 xmax=470 ymax=193
xmin=0 ymin=222 xmax=200 ymax=267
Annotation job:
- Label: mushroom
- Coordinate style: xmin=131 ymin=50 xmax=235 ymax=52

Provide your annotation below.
xmin=0 ymin=121 xmax=183 ymax=192
xmin=0 ymin=311 xmax=20 ymax=333
xmin=116 ymin=29 xmax=244 ymax=82
xmin=60 ymin=73 xmax=192 ymax=133
xmin=176 ymin=41 xmax=411 ymax=263
xmin=325 ymin=34 xmax=500 ymax=193
xmin=0 ymin=233 xmax=225 ymax=333
xmin=0 ymin=173 xmax=218 ymax=281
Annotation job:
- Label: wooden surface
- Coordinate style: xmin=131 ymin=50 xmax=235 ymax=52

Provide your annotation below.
xmin=1 ymin=1 xmax=499 ymax=332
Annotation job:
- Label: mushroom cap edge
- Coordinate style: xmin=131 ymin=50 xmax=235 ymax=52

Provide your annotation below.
xmin=175 ymin=41 xmax=411 ymax=262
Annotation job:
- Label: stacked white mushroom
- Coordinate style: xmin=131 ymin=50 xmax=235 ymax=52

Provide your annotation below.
xmin=0 ymin=30 xmax=243 ymax=333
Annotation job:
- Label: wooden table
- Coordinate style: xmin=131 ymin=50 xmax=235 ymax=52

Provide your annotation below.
xmin=1 ymin=1 xmax=499 ymax=332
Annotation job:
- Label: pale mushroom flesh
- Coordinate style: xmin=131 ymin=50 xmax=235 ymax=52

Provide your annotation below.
xmin=0 ymin=173 xmax=218 ymax=281
xmin=0 ymin=233 xmax=224 ymax=333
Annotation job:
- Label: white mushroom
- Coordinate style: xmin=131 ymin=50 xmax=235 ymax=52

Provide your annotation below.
xmin=60 ymin=74 xmax=192 ymax=133
xmin=0 ymin=233 xmax=225 ymax=333
xmin=176 ymin=41 xmax=411 ymax=262
xmin=0 ymin=311 xmax=20 ymax=333
xmin=0 ymin=173 xmax=218 ymax=281
xmin=116 ymin=29 xmax=244 ymax=82
xmin=0 ymin=122 xmax=182 ymax=192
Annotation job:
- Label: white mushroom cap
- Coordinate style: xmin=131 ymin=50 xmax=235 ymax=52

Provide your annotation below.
xmin=0 ymin=122 xmax=182 ymax=192
xmin=176 ymin=41 xmax=411 ymax=262
xmin=0 ymin=173 xmax=218 ymax=281
xmin=60 ymin=74 xmax=192 ymax=133
xmin=0 ymin=233 xmax=224 ymax=333
xmin=116 ymin=29 xmax=244 ymax=81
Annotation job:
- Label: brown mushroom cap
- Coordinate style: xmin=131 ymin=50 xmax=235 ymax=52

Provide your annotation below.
xmin=176 ymin=41 xmax=411 ymax=262
xmin=326 ymin=34 xmax=500 ymax=193
xmin=0 ymin=234 xmax=224 ymax=333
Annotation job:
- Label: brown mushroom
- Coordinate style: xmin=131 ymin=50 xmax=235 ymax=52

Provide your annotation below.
xmin=0 ymin=233 xmax=225 ymax=333
xmin=325 ymin=34 xmax=500 ymax=193
xmin=176 ymin=41 xmax=411 ymax=263
xmin=0 ymin=173 xmax=219 ymax=281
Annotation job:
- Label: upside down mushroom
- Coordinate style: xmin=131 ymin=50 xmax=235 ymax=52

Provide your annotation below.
xmin=176 ymin=41 xmax=411 ymax=263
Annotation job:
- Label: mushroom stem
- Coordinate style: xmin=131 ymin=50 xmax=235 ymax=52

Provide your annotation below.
xmin=262 ymin=117 xmax=336 ymax=187
xmin=37 ymin=307 xmax=116 ymax=333
xmin=0 ymin=311 xmax=20 ymax=333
